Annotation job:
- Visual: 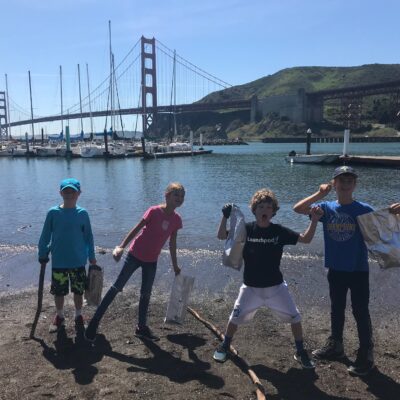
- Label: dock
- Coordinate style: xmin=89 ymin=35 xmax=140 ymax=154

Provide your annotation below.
xmin=339 ymin=155 xmax=400 ymax=168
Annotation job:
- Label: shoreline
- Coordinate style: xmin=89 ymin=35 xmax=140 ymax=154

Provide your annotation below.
xmin=1 ymin=286 xmax=399 ymax=400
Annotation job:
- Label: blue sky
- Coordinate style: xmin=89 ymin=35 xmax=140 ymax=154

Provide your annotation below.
xmin=1 ymin=0 xmax=400 ymax=134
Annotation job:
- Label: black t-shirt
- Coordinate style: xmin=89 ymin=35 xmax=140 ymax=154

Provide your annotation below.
xmin=243 ymin=222 xmax=299 ymax=288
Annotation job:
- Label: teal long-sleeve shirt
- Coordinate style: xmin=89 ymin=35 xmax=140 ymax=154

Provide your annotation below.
xmin=38 ymin=205 xmax=95 ymax=269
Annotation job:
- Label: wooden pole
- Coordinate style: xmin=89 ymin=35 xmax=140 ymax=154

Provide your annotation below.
xmin=187 ymin=306 xmax=266 ymax=400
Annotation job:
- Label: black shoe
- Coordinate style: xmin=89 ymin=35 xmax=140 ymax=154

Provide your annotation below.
xmin=312 ymin=337 xmax=345 ymax=360
xmin=294 ymin=350 xmax=316 ymax=369
xmin=348 ymin=348 xmax=375 ymax=376
xmin=84 ymin=320 xmax=98 ymax=343
xmin=135 ymin=325 xmax=160 ymax=341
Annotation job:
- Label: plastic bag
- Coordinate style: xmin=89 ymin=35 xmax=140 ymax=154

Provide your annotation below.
xmin=222 ymin=205 xmax=246 ymax=270
xmin=84 ymin=264 xmax=104 ymax=306
xmin=357 ymin=209 xmax=400 ymax=269
xmin=165 ymin=273 xmax=195 ymax=324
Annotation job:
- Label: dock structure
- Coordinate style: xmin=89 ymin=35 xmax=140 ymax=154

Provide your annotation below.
xmin=339 ymin=155 xmax=400 ymax=168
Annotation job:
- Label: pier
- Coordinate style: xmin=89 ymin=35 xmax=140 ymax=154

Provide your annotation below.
xmin=339 ymin=155 xmax=400 ymax=168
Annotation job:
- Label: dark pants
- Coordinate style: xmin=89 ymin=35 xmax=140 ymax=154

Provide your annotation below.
xmin=91 ymin=252 xmax=157 ymax=328
xmin=328 ymin=269 xmax=373 ymax=350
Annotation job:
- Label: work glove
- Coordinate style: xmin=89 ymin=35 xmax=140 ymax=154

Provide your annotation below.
xmin=222 ymin=203 xmax=233 ymax=219
xmin=112 ymin=246 xmax=124 ymax=262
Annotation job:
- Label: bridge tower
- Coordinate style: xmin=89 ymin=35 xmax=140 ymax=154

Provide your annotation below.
xmin=0 ymin=91 xmax=8 ymax=140
xmin=141 ymin=36 xmax=158 ymax=137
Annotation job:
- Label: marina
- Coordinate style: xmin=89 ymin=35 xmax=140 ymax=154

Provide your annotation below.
xmin=0 ymin=139 xmax=213 ymax=159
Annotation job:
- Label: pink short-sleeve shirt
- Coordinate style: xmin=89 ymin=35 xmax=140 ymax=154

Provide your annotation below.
xmin=129 ymin=205 xmax=183 ymax=262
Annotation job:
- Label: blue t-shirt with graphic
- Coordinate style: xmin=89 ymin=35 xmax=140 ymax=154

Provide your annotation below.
xmin=317 ymin=200 xmax=373 ymax=272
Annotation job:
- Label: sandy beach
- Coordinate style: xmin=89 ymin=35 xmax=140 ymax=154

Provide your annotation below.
xmin=1 ymin=264 xmax=400 ymax=400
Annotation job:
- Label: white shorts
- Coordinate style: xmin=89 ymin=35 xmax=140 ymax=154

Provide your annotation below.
xmin=228 ymin=282 xmax=301 ymax=325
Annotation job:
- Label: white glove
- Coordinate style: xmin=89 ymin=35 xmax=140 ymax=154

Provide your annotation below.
xmin=112 ymin=246 xmax=124 ymax=262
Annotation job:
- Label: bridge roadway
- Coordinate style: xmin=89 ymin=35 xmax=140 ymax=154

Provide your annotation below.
xmin=9 ymin=99 xmax=252 ymax=128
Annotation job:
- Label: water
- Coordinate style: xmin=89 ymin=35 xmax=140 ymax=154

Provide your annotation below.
xmin=1 ymin=142 xmax=399 ymax=301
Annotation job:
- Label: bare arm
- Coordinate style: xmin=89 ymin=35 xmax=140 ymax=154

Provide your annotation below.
xmin=118 ymin=219 xmax=146 ymax=248
xmin=297 ymin=206 xmax=324 ymax=243
xmin=169 ymin=230 xmax=181 ymax=275
xmin=217 ymin=216 xmax=228 ymax=240
xmin=293 ymin=183 xmax=332 ymax=214
xmin=113 ymin=219 xmax=146 ymax=261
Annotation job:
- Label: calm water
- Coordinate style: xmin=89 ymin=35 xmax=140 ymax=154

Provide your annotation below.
xmin=1 ymin=142 xmax=399 ymax=297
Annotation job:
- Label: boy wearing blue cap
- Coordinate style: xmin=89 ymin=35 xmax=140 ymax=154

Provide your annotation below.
xmin=38 ymin=178 xmax=97 ymax=332
xmin=293 ymin=166 xmax=400 ymax=376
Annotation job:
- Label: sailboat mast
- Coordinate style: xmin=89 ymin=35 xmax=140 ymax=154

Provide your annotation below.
xmin=60 ymin=65 xmax=64 ymax=135
xmin=5 ymin=74 xmax=11 ymax=139
xmin=77 ymin=64 xmax=84 ymax=134
xmin=28 ymin=70 xmax=35 ymax=140
xmin=86 ymin=63 xmax=94 ymax=140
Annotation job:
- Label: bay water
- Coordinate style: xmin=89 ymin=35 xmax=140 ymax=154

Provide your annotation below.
xmin=1 ymin=142 xmax=399 ymax=306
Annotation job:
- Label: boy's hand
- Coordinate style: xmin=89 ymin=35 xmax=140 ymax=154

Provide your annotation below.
xmin=310 ymin=206 xmax=324 ymax=221
xmin=318 ymin=183 xmax=332 ymax=197
xmin=222 ymin=203 xmax=232 ymax=219
xmin=112 ymin=246 xmax=124 ymax=262
xmin=173 ymin=265 xmax=181 ymax=276
xmin=389 ymin=203 xmax=400 ymax=214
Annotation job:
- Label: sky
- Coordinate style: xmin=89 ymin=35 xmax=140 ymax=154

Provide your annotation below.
xmin=1 ymin=0 xmax=400 ymax=135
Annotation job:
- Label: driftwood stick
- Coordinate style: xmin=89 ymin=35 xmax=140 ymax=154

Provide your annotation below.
xmin=187 ymin=306 xmax=266 ymax=400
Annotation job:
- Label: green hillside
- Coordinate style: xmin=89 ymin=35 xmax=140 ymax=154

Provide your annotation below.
xmin=201 ymin=64 xmax=400 ymax=102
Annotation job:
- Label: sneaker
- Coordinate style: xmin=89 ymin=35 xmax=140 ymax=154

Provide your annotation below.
xmin=312 ymin=337 xmax=345 ymax=360
xmin=213 ymin=344 xmax=228 ymax=363
xmin=294 ymin=350 xmax=316 ymax=369
xmin=348 ymin=348 xmax=375 ymax=376
xmin=135 ymin=325 xmax=160 ymax=341
xmin=49 ymin=315 xmax=65 ymax=333
xmin=84 ymin=320 xmax=98 ymax=343
xmin=75 ymin=315 xmax=85 ymax=326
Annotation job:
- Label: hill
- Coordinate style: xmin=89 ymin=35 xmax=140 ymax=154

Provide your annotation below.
xmin=201 ymin=64 xmax=400 ymax=102
xmin=156 ymin=64 xmax=400 ymax=141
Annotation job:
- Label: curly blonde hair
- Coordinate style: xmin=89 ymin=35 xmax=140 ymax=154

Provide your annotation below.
xmin=165 ymin=182 xmax=185 ymax=194
xmin=249 ymin=188 xmax=280 ymax=215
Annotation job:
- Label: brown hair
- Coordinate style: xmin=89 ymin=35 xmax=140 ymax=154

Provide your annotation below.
xmin=165 ymin=182 xmax=185 ymax=194
xmin=249 ymin=188 xmax=280 ymax=215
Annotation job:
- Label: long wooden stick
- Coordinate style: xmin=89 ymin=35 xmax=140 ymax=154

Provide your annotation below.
xmin=30 ymin=264 xmax=46 ymax=339
xmin=187 ymin=306 xmax=266 ymax=400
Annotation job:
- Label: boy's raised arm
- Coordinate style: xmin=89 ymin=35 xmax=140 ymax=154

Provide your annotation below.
xmin=293 ymin=183 xmax=332 ymax=215
xmin=298 ymin=206 xmax=324 ymax=243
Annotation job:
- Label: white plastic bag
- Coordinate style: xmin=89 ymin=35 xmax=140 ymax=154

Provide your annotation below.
xmin=357 ymin=209 xmax=400 ymax=269
xmin=222 ymin=205 xmax=246 ymax=270
xmin=84 ymin=264 xmax=104 ymax=306
xmin=165 ymin=273 xmax=195 ymax=324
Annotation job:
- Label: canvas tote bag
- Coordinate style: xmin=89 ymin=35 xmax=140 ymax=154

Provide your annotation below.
xmin=84 ymin=264 xmax=104 ymax=306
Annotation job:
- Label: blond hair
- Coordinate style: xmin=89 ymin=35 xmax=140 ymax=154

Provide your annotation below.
xmin=249 ymin=188 xmax=279 ymax=215
xmin=165 ymin=182 xmax=185 ymax=194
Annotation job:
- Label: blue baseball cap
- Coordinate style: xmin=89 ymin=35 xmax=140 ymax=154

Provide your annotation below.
xmin=60 ymin=178 xmax=81 ymax=192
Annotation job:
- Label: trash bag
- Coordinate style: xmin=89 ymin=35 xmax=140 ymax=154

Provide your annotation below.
xmin=222 ymin=205 xmax=246 ymax=270
xmin=165 ymin=273 xmax=195 ymax=324
xmin=357 ymin=209 xmax=400 ymax=269
xmin=84 ymin=264 xmax=104 ymax=306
